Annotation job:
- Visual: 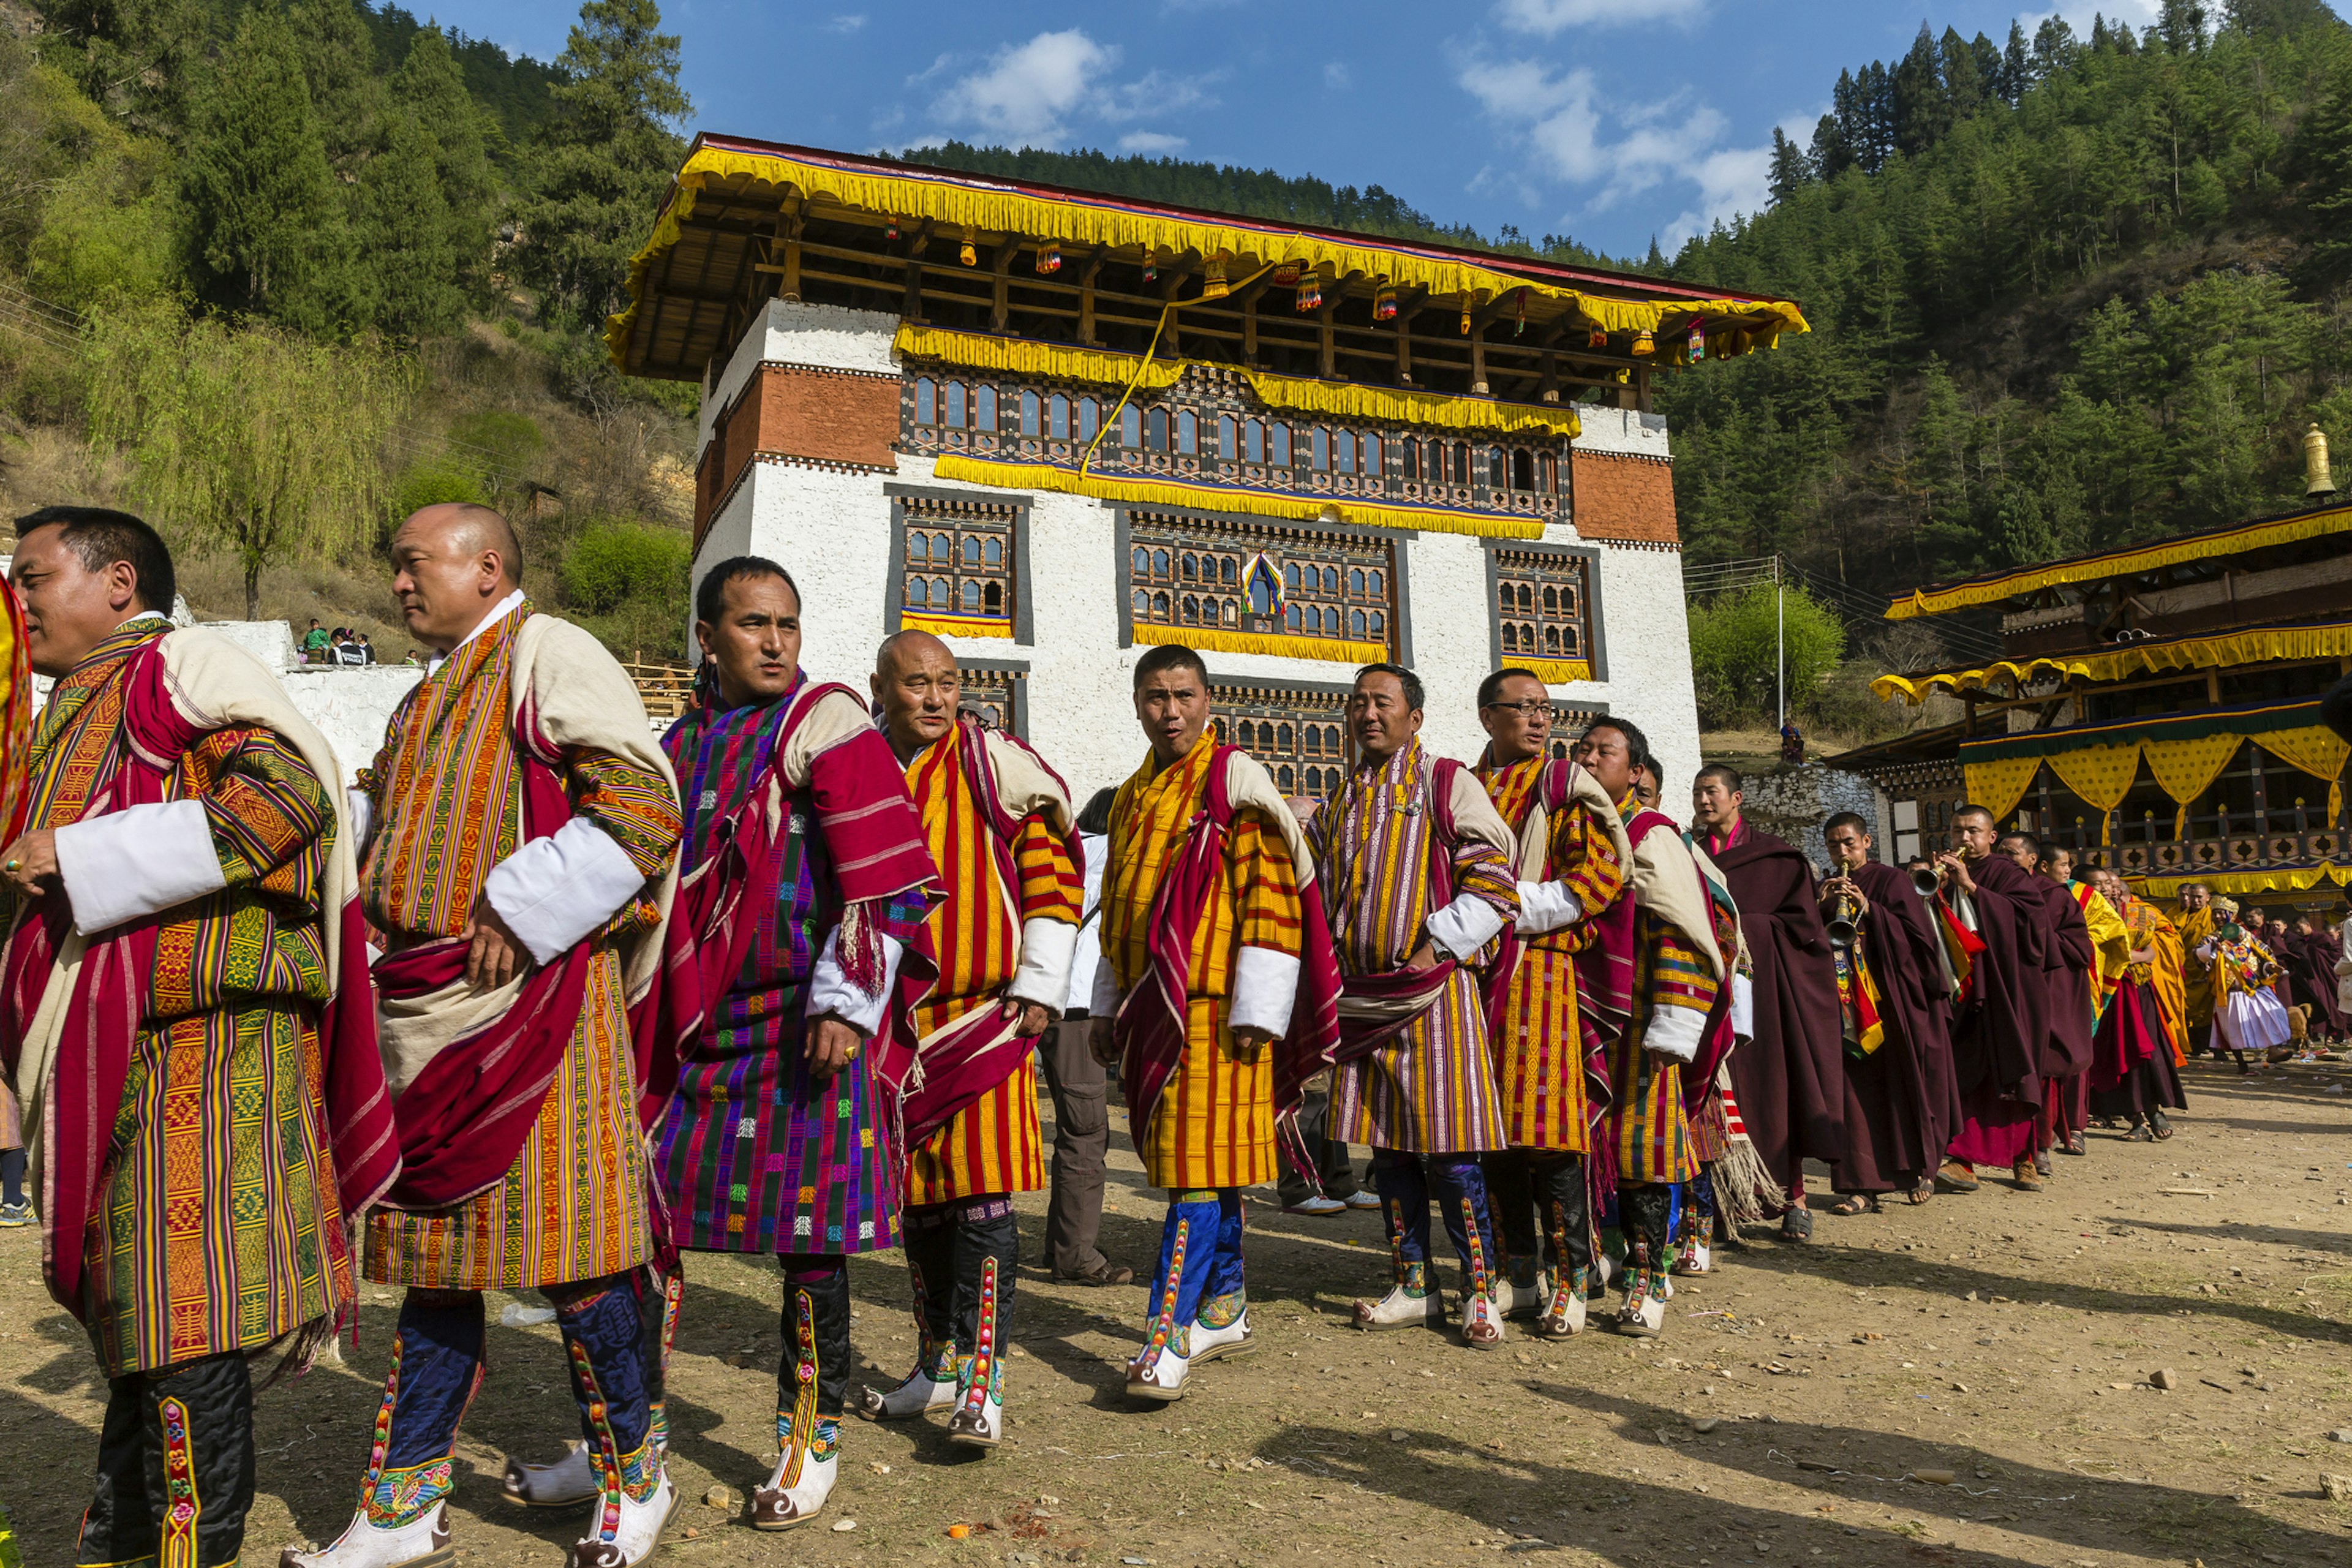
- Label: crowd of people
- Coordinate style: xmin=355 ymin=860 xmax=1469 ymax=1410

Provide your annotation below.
xmin=0 ymin=499 xmax=2305 ymax=1568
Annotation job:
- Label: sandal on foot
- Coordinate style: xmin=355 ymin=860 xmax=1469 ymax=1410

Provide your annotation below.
xmin=1825 ymin=1195 xmax=1876 ymax=1217
xmin=1779 ymin=1207 xmax=1814 ymax=1242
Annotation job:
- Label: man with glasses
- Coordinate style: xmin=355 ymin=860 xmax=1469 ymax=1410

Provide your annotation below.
xmin=859 ymin=630 xmax=1084 ymax=1451
xmin=1310 ymin=663 xmax=1520 ymax=1349
xmin=1471 ymin=671 xmax=1630 ymax=1337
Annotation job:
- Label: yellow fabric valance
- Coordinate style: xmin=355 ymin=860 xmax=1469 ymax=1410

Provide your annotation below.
xmin=608 ymin=140 xmax=1811 ymax=370
xmin=901 ymin=611 xmax=1014 ymax=641
xmin=1131 ymin=622 xmax=1386 ymax=665
xmin=929 ymin=452 xmax=1547 ymax=540
xmin=1871 ymin=657 xmax=2085 ymax=705
xmin=1883 ymin=500 xmax=2352 ymax=622
xmin=2046 ymin=742 xmax=2143 ymax=845
xmin=893 ymin=324 xmax=1584 ymax=439
xmin=1963 ymin=755 xmax=2042 ymax=827
xmin=1517 ymin=657 xmax=1596 ymax=685
xmin=2141 ymin=731 xmax=2241 ymax=840
xmin=2135 ymin=861 xmax=2352 ymax=900
xmin=1875 ymin=620 xmax=2352 ymax=706
xmin=2258 ymin=725 xmax=2351 ymax=827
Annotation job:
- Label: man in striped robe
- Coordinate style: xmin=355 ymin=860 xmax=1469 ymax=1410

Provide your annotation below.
xmin=643 ymin=559 xmax=938 ymax=1530
xmin=1471 ymin=668 xmax=1630 ymax=1339
xmin=2 ymin=508 xmax=396 ymax=1568
xmin=1572 ymin=717 xmax=1727 ymax=1338
xmin=858 ymin=630 xmax=1082 ymax=1450
xmin=1313 ymin=663 xmax=1521 ymax=1350
xmin=1091 ymin=643 xmax=1323 ymax=1402
xmin=292 ymin=505 xmax=683 ymax=1568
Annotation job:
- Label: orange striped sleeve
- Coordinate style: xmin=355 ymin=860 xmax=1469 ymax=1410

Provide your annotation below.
xmin=1012 ymin=813 xmax=1083 ymax=927
xmin=1230 ymin=812 xmax=1303 ymax=959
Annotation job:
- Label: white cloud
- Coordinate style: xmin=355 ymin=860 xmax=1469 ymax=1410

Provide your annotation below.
xmin=1095 ymin=68 xmax=1224 ymax=124
xmin=824 ymin=13 xmax=866 ymax=34
xmin=1120 ymin=130 xmax=1189 ymax=154
xmin=932 ymin=29 xmax=1118 ymax=143
xmin=1324 ymin=61 xmax=1351 ymax=90
xmin=1495 ymin=0 xmax=1709 ymax=36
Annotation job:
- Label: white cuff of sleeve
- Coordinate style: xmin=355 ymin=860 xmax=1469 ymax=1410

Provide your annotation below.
xmin=345 ymin=788 xmax=374 ymax=850
xmin=1644 ymin=1003 xmax=1706 ymax=1063
xmin=1231 ymin=945 xmax=1300 ymax=1038
xmin=1425 ymin=890 xmax=1507 ymax=961
xmin=1008 ymin=917 xmax=1079 ymax=1009
xmin=807 ymin=927 xmax=906 ymax=1038
xmin=483 ymin=817 xmax=648 ymax=967
xmin=1514 ymin=879 xmax=1583 ymax=936
xmin=1089 ymin=948 xmax=1121 ymax=1016
xmin=1730 ymin=970 xmax=1755 ymax=1041
xmin=55 ymin=799 xmax=226 ymax=935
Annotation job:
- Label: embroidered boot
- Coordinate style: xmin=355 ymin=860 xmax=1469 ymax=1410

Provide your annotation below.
xmin=756 ymin=1278 xmax=844 ymax=1526
xmin=1493 ymin=1256 xmax=1547 ymax=1321
xmin=1446 ymin=1189 xmax=1506 ymax=1350
xmin=503 ymin=1443 xmax=599 ymax=1509
xmin=1613 ymin=1185 xmax=1670 ymax=1338
xmin=750 ymin=1420 xmax=839 ymax=1531
xmin=1355 ymin=1172 xmax=1445 ymax=1330
xmin=564 ymin=1466 xmax=677 ymax=1568
xmin=1129 ymin=1203 xmax=1212 ymax=1401
xmin=279 ymin=1503 xmax=453 ymax=1568
xmin=858 ymin=1247 xmax=958 ymax=1420
xmin=1189 ymin=1289 xmax=1256 ymax=1365
xmin=946 ymin=1257 xmax=1006 ymax=1449
xmin=1536 ymin=1267 xmax=1589 ymax=1339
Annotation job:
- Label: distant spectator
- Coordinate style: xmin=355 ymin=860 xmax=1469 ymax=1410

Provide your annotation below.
xmin=299 ymin=618 xmax=330 ymax=664
xmin=403 ymin=648 xmax=423 ymax=666
xmin=353 ymin=631 xmax=376 ymax=665
xmin=1780 ymin=720 xmax=1805 ymax=767
xmin=332 ymin=628 xmax=367 ymax=668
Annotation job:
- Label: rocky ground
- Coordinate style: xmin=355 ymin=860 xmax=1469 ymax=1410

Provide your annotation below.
xmin=4 ymin=1054 xmax=2350 ymax=1568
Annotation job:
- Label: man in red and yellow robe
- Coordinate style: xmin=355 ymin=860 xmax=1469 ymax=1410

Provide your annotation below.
xmin=1092 ymin=644 xmax=1319 ymax=1402
xmin=1471 ymin=668 xmax=1628 ymax=1338
xmin=861 ymin=631 xmax=1080 ymax=1449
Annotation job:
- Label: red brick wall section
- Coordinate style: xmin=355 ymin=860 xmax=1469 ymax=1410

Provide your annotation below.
xmin=1569 ymin=450 xmax=1678 ymax=545
xmin=695 ymin=364 xmax=900 ymax=533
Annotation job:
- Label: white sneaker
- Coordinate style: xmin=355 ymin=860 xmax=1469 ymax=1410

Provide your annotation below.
xmin=1341 ymin=1191 xmax=1382 ymax=1211
xmin=1535 ymin=1274 xmax=1588 ymax=1340
xmin=503 ymin=1442 xmax=599 ymax=1508
xmin=279 ymin=1502 xmax=454 ymax=1568
xmin=1614 ymin=1273 xmax=1667 ymax=1338
xmin=565 ymin=1468 xmax=678 ymax=1568
xmin=1187 ymin=1307 xmax=1256 ymax=1365
xmin=1126 ymin=1330 xmax=1191 ymax=1402
xmin=856 ymin=1360 xmax=958 ymax=1421
xmin=1352 ymin=1286 xmax=1446 ymax=1331
xmin=1491 ymin=1272 xmax=1549 ymax=1321
xmin=1672 ymin=1240 xmax=1712 ymax=1277
xmin=1281 ymin=1195 xmax=1347 ymax=1216
xmin=749 ymin=1443 xmax=837 ymax=1531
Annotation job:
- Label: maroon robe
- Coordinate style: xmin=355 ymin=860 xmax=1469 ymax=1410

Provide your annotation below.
xmin=1943 ymin=852 xmax=2048 ymax=1169
xmin=1705 ymin=821 xmax=1847 ymax=1191
xmin=2283 ymin=928 xmax=2346 ymax=1039
xmin=1833 ymin=860 xmax=1959 ymax=1194
xmin=2035 ymin=879 xmax=2097 ymax=1147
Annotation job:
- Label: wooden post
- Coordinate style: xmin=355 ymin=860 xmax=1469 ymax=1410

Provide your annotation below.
xmin=1468 ymin=325 xmax=1487 ymax=395
xmin=990 ymin=240 xmax=1018 ymax=332
xmin=1237 ymin=271 xmax=1277 ymax=366
xmin=778 ymin=200 xmax=804 ymax=303
xmin=1079 ymin=252 xmax=1102 ymax=345
xmin=901 ymin=219 xmax=930 ymax=323
xmin=1160 ymin=258 xmax=1196 ymax=358
xmin=1317 ymin=296 xmax=1338 ymax=380
xmin=1392 ymin=285 xmax=1427 ymax=384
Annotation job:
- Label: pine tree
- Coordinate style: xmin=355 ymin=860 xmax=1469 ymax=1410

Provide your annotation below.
xmin=2158 ymin=1 xmax=2211 ymax=53
xmin=1940 ymin=28 xmax=1985 ymax=122
xmin=2001 ymin=21 xmax=2032 ymax=104
xmin=2032 ymin=17 xmax=2080 ymax=80
xmin=360 ymin=111 xmax=464 ymax=339
xmin=284 ymin=0 xmax=388 ymax=178
xmin=1894 ymin=23 xmax=1954 ymax=156
xmin=1967 ymin=31 xmax=2003 ymax=110
xmin=1767 ymin=129 xmax=1814 ymax=204
xmin=178 ymin=4 xmax=364 ymax=336
xmin=2293 ymin=75 xmax=2352 ymax=281
xmin=517 ymin=0 xmax=693 ymax=333
xmin=391 ymin=26 xmax=499 ymax=303
xmin=1809 ymin=110 xmax=1852 ymax=181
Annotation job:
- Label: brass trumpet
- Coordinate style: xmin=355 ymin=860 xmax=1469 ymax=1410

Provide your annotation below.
xmin=1912 ymin=865 xmax=1941 ymax=900
xmin=1825 ymin=884 xmax=1861 ymax=946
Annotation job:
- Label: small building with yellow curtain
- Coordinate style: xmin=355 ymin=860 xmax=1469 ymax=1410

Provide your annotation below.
xmin=608 ymin=136 xmax=1806 ymax=795
xmin=1836 ymin=483 xmax=2352 ymax=909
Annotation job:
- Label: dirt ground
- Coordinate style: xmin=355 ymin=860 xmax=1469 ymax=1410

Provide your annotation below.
xmin=4 ymin=1054 xmax=2350 ymax=1568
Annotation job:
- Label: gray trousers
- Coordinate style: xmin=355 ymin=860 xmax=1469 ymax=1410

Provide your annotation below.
xmin=1275 ymin=1081 xmax=1364 ymax=1204
xmin=1038 ymin=1017 xmax=1113 ymax=1276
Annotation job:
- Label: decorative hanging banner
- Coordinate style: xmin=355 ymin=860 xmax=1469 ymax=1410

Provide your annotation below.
xmin=2140 ymin=731 xmax=2242 ymax=841
xmin=1240 ymin=551 xmax=1286 ymax=619
xmin=1961 ymin=755 xmax=2041 ymax=828
xmin=2045 ymin=742 xmax=2143 ymax=846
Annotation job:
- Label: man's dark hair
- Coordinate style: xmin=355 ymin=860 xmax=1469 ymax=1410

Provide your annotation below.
xmin=15 ymin=505 xmax=176 ymax=614
xmin=1477 ymin=667 xmax=1542 ymax=709
xmin=1823 ymin=810 xmax=1870 ymax=840
xmin=1696 ymin=763 xmax=1743 ymax=795
xmin=1580 ymin=715 xmax=1650 ymax=769
xmin=695 ymin=556 xmax=799 ymax=627
xmin=1077 ymin=785 xmax=1117 ymax=837
xmin=1133 ymin=642 xmax=1208 ymax=690
xmin=1354 ymin=661 xmax=1423 ymax=714
xmin=1953 ymin=802 xmax=1996 ymax=827
xmin=1998 ymin=829 xmax=2041 ymax=858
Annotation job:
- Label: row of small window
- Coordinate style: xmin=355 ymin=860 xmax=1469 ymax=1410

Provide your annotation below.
xmin=905 ymin=529 xmax=1005 ymax=569
xmin=1234 ymin=718 xmax=1346 ymax=758
xmin=1500 ymin=620 xmax=1578 ymax=657
xmin=1130 ymin=547 xmax=1385 ymax=601
xmin=905 ymin=576 xmax=1005 ymax=615
xmin=909 ymin=376 xmax=1561 ymax=490
xmin=1135 ymin=590 xmax=1385 ymax=640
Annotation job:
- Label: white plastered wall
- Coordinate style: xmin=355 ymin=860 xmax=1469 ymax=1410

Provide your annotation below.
xmin=693 ymin=300 xmax=1704 ymax=807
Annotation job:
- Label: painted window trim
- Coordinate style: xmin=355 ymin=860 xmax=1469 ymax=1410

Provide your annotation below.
xmin=1482 ymin=537 xmax=1608 ymax=685
xmin=1109 ymin=499 xmax=1414 ymax=662
xmin=884 ymin=484 xmax=1033 ymax=645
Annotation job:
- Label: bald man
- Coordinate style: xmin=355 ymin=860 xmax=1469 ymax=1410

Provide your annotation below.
xmin=857 ymin=630 xmax=1083 ymax=1450
xmin=292 ymin=503 xmax=685 ymax=1568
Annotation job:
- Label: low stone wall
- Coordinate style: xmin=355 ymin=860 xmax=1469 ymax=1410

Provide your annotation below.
xmin=1736 ymin=764 xmax=1884 ymax=870
xmin=279 ymin=666 xmax=424 ymax=785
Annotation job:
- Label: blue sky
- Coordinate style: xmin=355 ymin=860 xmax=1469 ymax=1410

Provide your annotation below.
xmin=430 ymin=1 xmax=2167 ymax=260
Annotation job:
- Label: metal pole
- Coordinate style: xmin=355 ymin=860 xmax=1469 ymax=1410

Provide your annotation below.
xmin=1776 ymin=554 xmax=1785 ymax=732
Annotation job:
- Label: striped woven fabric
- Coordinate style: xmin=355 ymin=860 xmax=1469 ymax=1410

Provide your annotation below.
xmin=4 ymin=618 xmax=348 ymax=1375
xmin=1604 ymin=907 xmax=1712 ymax=1186
xmin=902 ymin=731 xmax=1079 ymax=1204
xmin=1314 ymin=739 xmax=1516 ymax=1155
xmin=1103 ymin=739 xmax=1304 ymax=1189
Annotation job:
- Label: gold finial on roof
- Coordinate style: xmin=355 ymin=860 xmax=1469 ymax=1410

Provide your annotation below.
xmin=2307 ymin=423 xmax=2335 ymax=497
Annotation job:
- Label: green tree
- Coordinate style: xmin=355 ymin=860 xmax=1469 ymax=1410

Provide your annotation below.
xmin=560 ymin=519 xmax=690 ymax=658
xmin=83 ymin=301 xmax=413 ymax=618
xmin=1686 ymin=582 xmax=1847 ymax=729
xmin=358 ymin=111 xmax=464 ymax=339
xmin=391 ymin=26 xmax=499 ymax=303
xmin=518 ymin=0 xmax=692 ymax=332
xmin=284 ymin=0 xmax=386 ymax=178
xmin=176 ymin=4 xmax=363 ymax=335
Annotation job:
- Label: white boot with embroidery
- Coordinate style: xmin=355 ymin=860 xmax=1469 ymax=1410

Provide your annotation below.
xmin=564 ymin=1468 xmax=677 ymax=1568
xmin=278 ymin=1503 xmax=453 ymax=1568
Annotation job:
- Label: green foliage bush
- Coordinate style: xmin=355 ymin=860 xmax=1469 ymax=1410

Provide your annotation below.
xmin=1686 ymin=584 xmax=1847 ymax=730
xmin=559 ymin=519 xmax=690 ymax=659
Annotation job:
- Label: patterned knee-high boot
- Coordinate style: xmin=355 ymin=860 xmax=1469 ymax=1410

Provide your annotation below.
xmin=753 ymin=1264 xmax=850 ymax=1529
xmin=1128 ymin=1191 xmax=1221 ymax=1401
xmin=1355 ymin=1150 xmax=1445 ymax=1330
xmin=1673 ymin=1171 xmax=1717 ymax=1276
xmin=1484 ymin=1150 xmax=1546 ymax=1317
xmin=946 ymin=1198 xmax=1019 ymax=1449
xmin=1615 ymin=1183 xmax=1672 ymax=1338
xmin=551 ymin=1274 xmax=674 ymax=1568
xmin=283 ymin=1289 xmax=487 ymax=1567
xmin=1534 ymin=1154 xmax=1592 ymax=1339
xmin=859 ymin=1207 xmax=960 ymax=1420
xmin=1187 ymin=1189 xmax=1256 ymax=1365
xmin=504 ymin=1268 xmax=682 ymax=1510
xmin=1428 ymin=1156 xmax=1504 ymax=1350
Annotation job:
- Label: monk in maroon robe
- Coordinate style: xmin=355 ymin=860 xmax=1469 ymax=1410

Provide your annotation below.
xmin=2024 ymin=842 xmax=2102 ymax=1178
xmin=1691 ymin=766 xmax=1845 ymax=1241
xmin=2286 ymin=913 xmax=2346 ymax=1042
xmin=1819 ymin=813 xmax=1957 ymax=1210
xmin=1935 ymin=805 xmax=2049 ymax=1194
